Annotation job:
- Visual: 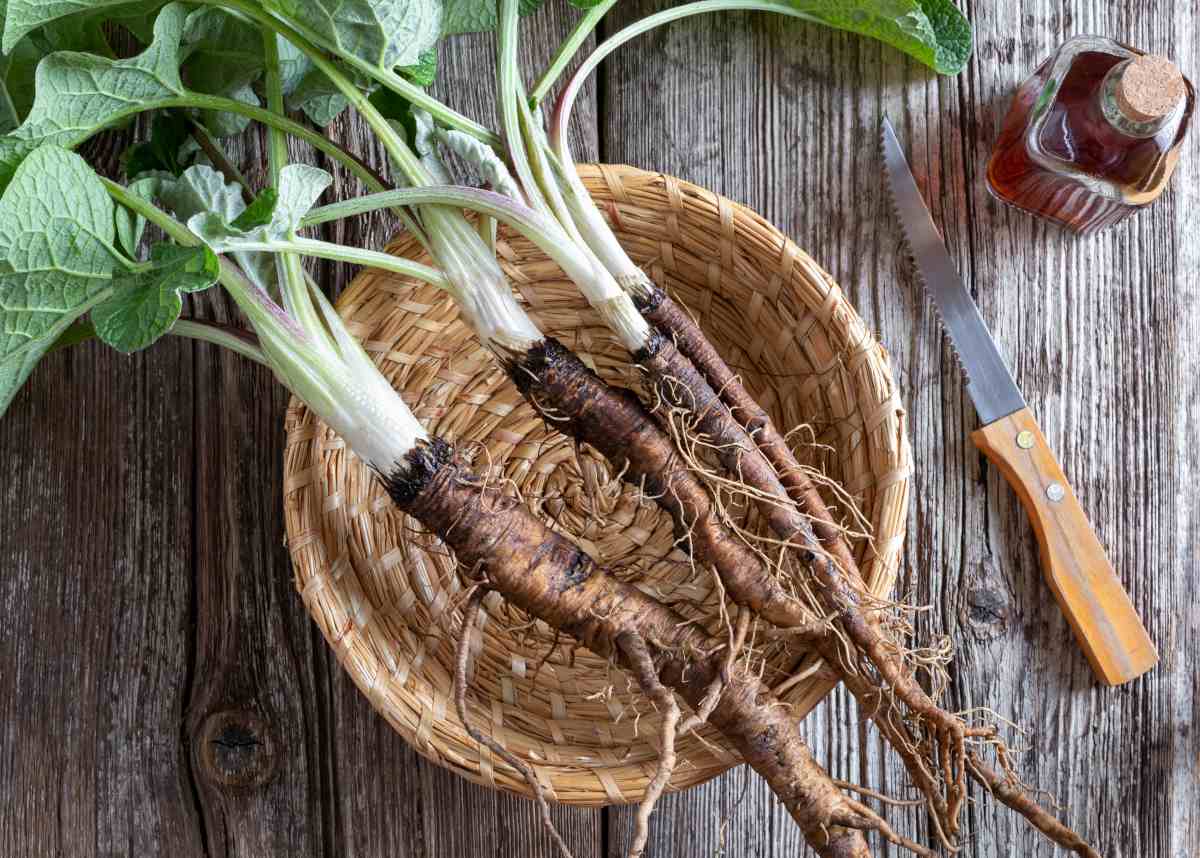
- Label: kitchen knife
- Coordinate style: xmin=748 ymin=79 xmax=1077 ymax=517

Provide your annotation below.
xmin=880 ymin=116 xmax=1157 ymax=685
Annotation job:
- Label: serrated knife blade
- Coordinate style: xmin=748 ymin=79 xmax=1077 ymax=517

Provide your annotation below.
xmin=880 ymin=117 xmax=1026 ymax=425
xmin=878 ymin=115 xmax=1156 ymax=686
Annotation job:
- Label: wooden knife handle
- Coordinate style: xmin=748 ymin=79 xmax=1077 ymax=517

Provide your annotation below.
xmin=971 ymin=407 xmax=1157 ymax=685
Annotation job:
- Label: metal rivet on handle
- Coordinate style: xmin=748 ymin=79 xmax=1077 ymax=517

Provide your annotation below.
xmin=1016 ymin=430 xmax=1035 ymax=449
xmin=1046 ymin=483 xmax=1066 ymax=503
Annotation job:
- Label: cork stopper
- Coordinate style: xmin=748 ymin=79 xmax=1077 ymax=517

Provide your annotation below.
xmin=1115 ymin=55 xmax=1186 ymax=123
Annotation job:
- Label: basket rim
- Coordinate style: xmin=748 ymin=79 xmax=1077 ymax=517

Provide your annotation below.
xmin=283 ymin=163 xmax=911 ymax=806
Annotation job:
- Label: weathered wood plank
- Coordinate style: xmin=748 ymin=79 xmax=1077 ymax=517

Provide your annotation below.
xmin=0 ymin=127 xmax=205 ymax=857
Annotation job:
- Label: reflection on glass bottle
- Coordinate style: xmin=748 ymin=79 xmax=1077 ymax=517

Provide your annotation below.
xmin=987 ymin=35 xmax=1193 ymax=235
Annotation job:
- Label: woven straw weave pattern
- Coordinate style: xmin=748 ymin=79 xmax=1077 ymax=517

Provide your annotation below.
xmin=283 ymin=165 xmax=911 ymax=806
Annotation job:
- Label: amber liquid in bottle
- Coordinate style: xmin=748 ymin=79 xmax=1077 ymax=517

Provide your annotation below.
xmin=987 ymin=36 xmax=1193 ymax=234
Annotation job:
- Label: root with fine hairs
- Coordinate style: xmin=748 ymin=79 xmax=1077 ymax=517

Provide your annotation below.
xmin=619 ymin=631 xmax=682 ymax=858
xmin=388 ymin=438 xmax=952 ymax=858
xmin=621 ymin=609 xmax=751 ymax=858
xmin=453 ymin=587 xmax=577 ymax=858
xmin=635 ymin=282 xmax=866 ymax=582
xmin=509 ymin=337 xmax=818 ymax=645
xmin=967 ymin=750 xmax=1101 ymax=858
xmin=631 ymin=326 xmax=1095 ymax=854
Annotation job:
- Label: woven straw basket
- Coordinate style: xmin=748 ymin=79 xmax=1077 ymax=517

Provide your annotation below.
xmin=283 ymin=164 xmax=910 ymax=806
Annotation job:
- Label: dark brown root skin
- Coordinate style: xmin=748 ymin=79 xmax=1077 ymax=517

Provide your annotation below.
xmin=634 ymin=331 xmax=831 ymax=628
xmin=388 ymin=443 xmax=881 ymax=857
xmin=628 ymin=290 xmax=945 ymax=753
xmin=635 ymin=284 xmax=861 ymax=578
xmin=630 ymin=329 xmax=962 ymax=818
xmin=632 ymin=290 xmax=1099 ymax=855
xmin=636 ymin=309 xmax=978 ymax=826
xmin=508 ymin=337 xmax=802 ymax=629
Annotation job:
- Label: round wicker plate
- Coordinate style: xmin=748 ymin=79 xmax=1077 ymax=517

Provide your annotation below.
xmin=283 ymin=164 xmax=910 ymax=806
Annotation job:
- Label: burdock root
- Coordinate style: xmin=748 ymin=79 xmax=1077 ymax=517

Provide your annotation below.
xmin=630 ymin=297 xmax=1096 ymax=854
xmin=386 ymin=438 xmax=937 ymax=858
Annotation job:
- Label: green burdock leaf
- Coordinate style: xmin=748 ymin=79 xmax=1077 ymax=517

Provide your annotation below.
xmin=276 ymin=36 xmax=310 ymax=92
xmin=0 ymin=12 xmax=115 ymax=131
xmin=92 ymin=243 xmax=219 ymax=353
xmin=0 ymin=2 xmax=189 ymax=191
xmin=178 ymin=7 xmax=280 ymax=136
xmin=0 ymin=144 xmax=119 ymax=417
xmin=158 ymin=163 xmax=275 ymax=294
xmin=271 ymin=164 xmax=332 ymax=233
xmin=198 ymin=81 xmax=259 ymax=137
xmin=157 ymin=163 xmax=246 ymax=226
xmin=187 ymin=165 xmax=330 ymax=302
xmin=123 ymin=110 xmax=191 ymax=178
xmin=189 ymin=163 xmax=332 ymax=250
xmin=2 ymin=0 xmax=130 ymax=52
xmin=231 ymin=188 xmax=279 ymax=231
xmin=181 ymin=6 xmax=264 ymax=97
xmin=398 ymin=47 xmax=437 ymax=87
xmin=441 ymin=0 xmax=544 ymax=35
xmin=265 ymin=0 xmax=441 ymax=69
xmin=286 ymin=64 xmax=352 ymax=127
xmin=788 ymin=0 xmax=972 ymax=74
xmin=114 ymin=175 xmax=167 ymax=258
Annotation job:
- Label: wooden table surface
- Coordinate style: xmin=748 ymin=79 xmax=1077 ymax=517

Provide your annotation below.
xmin=1 ymin=2 xmax=1196 ymax=856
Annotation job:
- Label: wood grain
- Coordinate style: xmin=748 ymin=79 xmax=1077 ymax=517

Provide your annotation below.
xmin=0 ymin=2 xmax=1197 ymax=858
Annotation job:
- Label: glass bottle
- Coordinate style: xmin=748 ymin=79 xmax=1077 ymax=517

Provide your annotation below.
xmin=986 ymin=35 xmax=1193 ymax=235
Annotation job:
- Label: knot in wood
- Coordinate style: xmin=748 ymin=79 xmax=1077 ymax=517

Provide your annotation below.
xmin=965 ymin=584 xmax=1010 ymax=641
xmin=195 ymin=710 xmax=277 ymax=790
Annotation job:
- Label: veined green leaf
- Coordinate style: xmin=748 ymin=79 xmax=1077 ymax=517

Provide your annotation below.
xmin=439 ymin=127 xmax=523 ymax=199
xmin=441 ymin=0 xmax=544 ymax=35
xmin=0 ymin=144 xmax=118 ymax=416
xmin=182 ymin=6 xmax=265 ymax=97
xmin=788 ymin=0 xmax=971 ymax=74
xmin=181 ymin=7 xmax=340 ymax=130
xmin=286 ymin=63 xmax=352 ymax=127
xmin=276 ymin=36 xmax=310 ymax=92
xmin=161 ymin=164 xmax=328 ymax=298
xmin=398 ymin=46 xmax=437 ymax=87
xmin=190 ymin=163 xmax=331 ymax=246
xmin=188 ymin=163 xmax=331 ymax=254
xmin=272 ymin=164 xmax=332 ymax=233
xmin=199 ymin=80 xmax=258 ymax=137
xmin=2 ymin=0 xmax=130 ymax=52
xmin=176 ymin=7 xmax=265 ymax=138
xmin=157 ymin=163 xmax=246 ymax=226
xmin=406 ymin=108 xmax=450 ymax=183
xmin=92 ymin=243 xmax=219 ymax=353
xmin=0 ymin=12 xmax=115 ymax=131
xmin=231 ymin=188 xmax=279 ymax=231
xmin=0 ymin=2 xmax=189 ymax=190
xmin=114 ymin=174 xmax=167 ymax=258
xmin=160 ymin=164 xmax=275 ymax=294
xmin=266 ymin=0 xmax=442 ymax=69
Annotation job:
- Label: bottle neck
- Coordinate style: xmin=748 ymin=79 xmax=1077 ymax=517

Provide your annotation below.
xmin=1099 ymin=59 xmax=1180 ymax=138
